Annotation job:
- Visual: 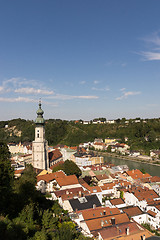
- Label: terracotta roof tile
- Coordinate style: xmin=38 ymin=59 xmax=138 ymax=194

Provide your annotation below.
xmin=14 ymin=169 xmax=24 ymax=174
xmin=54 ymin=187 xmax=90 ymax=200
xmin=85 ymin=213 xmax=129 ymax=232
xmin=96 ymin=174 xmax=109 ymax=181
xmin=100 ymin=183 xmax=115 ymax=190
xmin=150 ymin=176 xmax=160 ymax=183
xmin=56 ymin=175 xmax=79 ymax=187
xmin=122 ymin=206 xmax=143 ymax=217
xmin=147 ymin=210 xmax=157 ymax=218
xmin=134 ymin=189 xmax=159 ymax=202
xmin=110 ymin=198 xmax=125 ymax=205
xmin=126 ymin=169 xmax=151 ymax=180
xmin=98 ymin=221 xmax=152 ymax=240
xmin=80 ymin=206 xmax=121 ymax=220
xmin=50 ymin=161 xmax=64 ymax=170
xmin=37 ymin=170 xmax=66 ymax=183
xmin=48 ymin=149 xmax=62 ymax=162
xmin=82 ymin=184 xmax=102 ymax=193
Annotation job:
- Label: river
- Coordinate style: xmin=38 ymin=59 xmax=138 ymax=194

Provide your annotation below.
xmin=104 ymin=155 xmax=160 ymax=177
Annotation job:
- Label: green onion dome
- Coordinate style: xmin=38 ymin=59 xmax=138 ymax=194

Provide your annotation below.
xmin=35 ymin=102 xmax=45 ymax=125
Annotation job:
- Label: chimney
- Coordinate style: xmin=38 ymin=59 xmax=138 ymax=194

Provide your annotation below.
xmin=142 ymin=234 xmax=145 ymax=240
xmin=101 ymin=220 xmax=104 ymax=227
xmin=103 ymin=210 xmax=106 ymax=215
xmin=126 ymin=227 xmax=129 ymax=235
xmin=93 ymin=204 xmax=96 ymax=209
xmin=111 ymin=217 xmax=115 ymax=225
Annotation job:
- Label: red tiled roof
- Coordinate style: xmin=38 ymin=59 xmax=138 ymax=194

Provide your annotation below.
xmin=50 ymin=161 xmax=64 ymax=170
xmin=14 ymin=169 xmax=24 ymax=174
xmin=110 ymin=198 xmax=124 ymax=205
xmin=122 ymin=206 xmax=143 ymax=217
xmin=126 ymin=169 xmax=151 ymax=180
xmin=150 ymin=176 xmax=160 ymax=183
xmin=80 ymin=206 xmax=120 ymax=220
xmin=100 ymin=183 xmax=115 ymax=191
xmin=70 ymin=146 xmax=78 ymax=150
xmin=94 ymin=142 xmax=105 ymax=146
xmin=56 ymin=175 xmax=79 ymax=187
xmin=85 ymin=213 xmax=129 ymax=232
xmin=96 ymin=174 xmax=109 ymax=181
xmin=54 ymin=187 xmax=89 ymax=200
xmin=37 ymin=171 xmax=66 ymax=183
xmin=98 ymin=221 xmax=152 ymax=240
xmin=133 ymin=188 xmax=159 ymax=203
xmin=81 ymin=182 xmax=102 ymax=193
xmin=147 ymin=210 xmax=157 ymax=218
xmin=48 ymin=149 xmax=62 ymax=162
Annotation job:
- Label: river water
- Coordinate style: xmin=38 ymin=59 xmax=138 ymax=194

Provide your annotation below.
xmin=104 ymin=155 xmax=160 ymax=177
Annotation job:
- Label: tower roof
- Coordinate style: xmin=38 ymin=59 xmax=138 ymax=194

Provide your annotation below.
xmin=35 ymin=101 xmax=45 ymax=125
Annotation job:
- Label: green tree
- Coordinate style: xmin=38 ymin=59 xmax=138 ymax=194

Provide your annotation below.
xmin=42 ymin=209 xmax=57 ymax=230
xmin=107 ymin=145 xmax=112 ymax=153
xmin=33 ymin=230 xmax=48 ymax=240
xmin=120 ymin=190 xmax=124 ymax=199
xmin=52 ymin=160 xmax=82 ymax=178
xmin=14 ymin=202 xmax=39 ymax=235
xmin=56 ymin=222 xmax=77 ymax=240
xmin=0 ymin=142 xmax=14 ymax=214
xmin=14 ymin=164 xmax=37 ymax=211
xmin=63 ymin=160 xmax=82 ymax=178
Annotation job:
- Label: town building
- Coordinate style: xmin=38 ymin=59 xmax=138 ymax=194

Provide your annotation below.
xmin=32 ymin=102 xmax=49 ymax=170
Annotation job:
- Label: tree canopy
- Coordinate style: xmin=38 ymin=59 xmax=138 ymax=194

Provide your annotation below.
xmin=52 ymin=160 xmax=82 ymax=178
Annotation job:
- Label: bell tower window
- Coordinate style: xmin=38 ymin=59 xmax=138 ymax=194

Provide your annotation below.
xmin=37 ymin=130 xmax=39 ymax=138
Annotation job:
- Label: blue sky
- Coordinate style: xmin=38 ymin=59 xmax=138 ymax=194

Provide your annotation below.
xmin=0 ymin=0 xmax=160 ymax=121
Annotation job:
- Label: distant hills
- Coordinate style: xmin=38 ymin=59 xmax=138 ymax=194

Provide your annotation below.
xmin=1 ymin=118 xmax=160 ymax=154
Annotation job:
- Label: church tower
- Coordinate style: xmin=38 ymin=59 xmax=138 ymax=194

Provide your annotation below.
xmin=32 ymin=101 xmax=49 ymax=170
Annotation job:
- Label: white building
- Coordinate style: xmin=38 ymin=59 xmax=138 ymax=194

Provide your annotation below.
xmin=32 ymin=102 xmax=49 ymax=170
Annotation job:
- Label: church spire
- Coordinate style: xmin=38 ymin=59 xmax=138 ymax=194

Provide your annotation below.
xmin=35 ymin=100 xmax=45 ymax=125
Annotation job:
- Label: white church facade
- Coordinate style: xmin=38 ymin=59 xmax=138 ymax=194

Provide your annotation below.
xmin=32 ymin=102 xmax=49 ymax=170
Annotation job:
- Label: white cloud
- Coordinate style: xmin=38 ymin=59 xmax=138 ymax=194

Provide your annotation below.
xmin=139 ymin=31 xmax=160 ymax=61
xmin=120 ymin=88 xmax=126 ymax=92
xmin=47 ymin=94 xmax=98 ymax=100
xmin=0 ymin=97 xmax=58 ymax=106
xmin=93 ymin=80 xmax=100 ymax=84
xmin=116 ymin=91 xmax=141 ymax=100
xmin=0 ymin=77 xmax=54 ymax=97
xmin=0 ymin=97 xmax=38 ymax=103
xmin=92 ymin=87 xmax=110 ymax=91
xmin=140 ymin=51 xmax=160 ymax=61
xmin=15 ymin=87 xmax=54 ymax=95
xmin=79 ymin=81 xmax=86 ymax=85
xmin=0 ymin=86 xmax=4 ymax=92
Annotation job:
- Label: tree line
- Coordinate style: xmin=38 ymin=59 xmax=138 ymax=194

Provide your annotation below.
xmin=1 ymin=118 xmax=160 ymax=153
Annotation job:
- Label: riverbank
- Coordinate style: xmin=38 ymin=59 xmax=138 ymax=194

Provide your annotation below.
xmin=99 ymin=151 xmax=160 ymax=167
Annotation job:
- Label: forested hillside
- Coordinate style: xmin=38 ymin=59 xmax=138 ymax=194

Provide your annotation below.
xmin=1 ymin=118 xmax=160 ymax=153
